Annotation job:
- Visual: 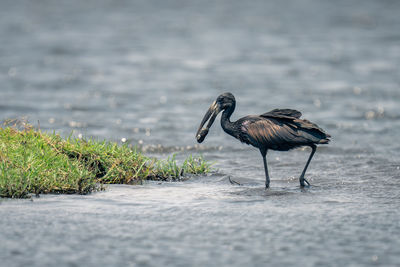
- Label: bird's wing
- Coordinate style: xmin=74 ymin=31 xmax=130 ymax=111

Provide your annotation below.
xmin=262 ymin=109 xmax=329 ymax=138
xmin=292 ymin=118 xmax=331 ymax=138
xmin=240 ymin=116 xmax=330 ymax=149
xmin=261 ymin=109 xmax=302 ymax=119
xmin=241 ymin=118 xmax=307 ymax=149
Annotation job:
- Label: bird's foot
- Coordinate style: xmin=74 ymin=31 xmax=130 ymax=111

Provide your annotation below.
xmin=300 ymin=177 xmax=311 ymax=187
xmin=228 ymin=176 xmax=242 ymax=186
xmin=265 ymin=182 xmax=270 ymax=190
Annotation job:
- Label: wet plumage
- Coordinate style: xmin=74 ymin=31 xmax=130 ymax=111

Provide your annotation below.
xmin=196 ymin=92 xmax=330 ymax=188
xmin=236 ymin=109 xmax=329 ymax=151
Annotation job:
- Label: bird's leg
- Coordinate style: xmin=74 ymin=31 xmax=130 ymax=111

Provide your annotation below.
xmin=299 ymin=145 xmax=316 ymax=187
xmin=261 ymin=150 xmax=270 ymax=189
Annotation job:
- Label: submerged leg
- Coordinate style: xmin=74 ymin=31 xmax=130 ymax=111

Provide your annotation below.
xmin=261 ymin=149 xmax=270 ymax=189
xmin=299 ymin=145 xmax=317 ymax=187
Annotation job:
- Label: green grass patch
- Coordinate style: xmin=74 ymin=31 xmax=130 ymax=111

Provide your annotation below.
xmin=0 ymin=124 xmax=211 ymax=198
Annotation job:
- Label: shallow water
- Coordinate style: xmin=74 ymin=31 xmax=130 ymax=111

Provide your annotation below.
xmin=1 ymin=0 xmax=400 ymax=266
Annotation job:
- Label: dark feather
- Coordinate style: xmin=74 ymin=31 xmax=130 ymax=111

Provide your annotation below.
xmin=261 ymin=109 xmax=330 ymax=140
xmin=291 ymin=119 xmax=331 ymax=139
xmin=237 ymin=116 xmax=330 ymax=151
xmin=261 ymin=109 xmax=302 ymax=119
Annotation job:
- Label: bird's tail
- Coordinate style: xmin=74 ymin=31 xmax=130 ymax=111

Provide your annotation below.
xmin=318 ymin=133 xmax=331 ymax=144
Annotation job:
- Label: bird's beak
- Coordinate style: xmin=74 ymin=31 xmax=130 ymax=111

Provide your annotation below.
xmin=196 ymin=101 xmax=221 ymax=143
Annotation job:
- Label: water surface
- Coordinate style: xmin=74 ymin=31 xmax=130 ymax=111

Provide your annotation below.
xmin=1 ymin=0 xmax=400 ymax=266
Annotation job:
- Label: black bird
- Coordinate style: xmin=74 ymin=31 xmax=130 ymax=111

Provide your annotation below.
xmin=196 ymin=92 xmax=330 ymax=188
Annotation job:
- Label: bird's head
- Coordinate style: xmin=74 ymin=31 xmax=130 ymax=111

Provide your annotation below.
xmin=196 ymin=92 xmax=235 ymax=143
xmin=216 ymin=92 xmax=235 ymax=110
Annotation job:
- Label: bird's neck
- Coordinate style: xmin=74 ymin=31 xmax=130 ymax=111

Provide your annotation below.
xmin=221 ymin=103 xmax=236 ymax=137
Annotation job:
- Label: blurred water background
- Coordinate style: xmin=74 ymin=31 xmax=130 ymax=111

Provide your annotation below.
xmin=1 ymin=0 xmax=400 ymax=266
